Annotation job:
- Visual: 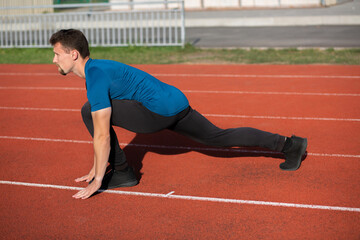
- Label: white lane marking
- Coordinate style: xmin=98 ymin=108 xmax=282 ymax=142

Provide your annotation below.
xmin=0 ymin=180 xmax=359 ymax=213
xmin=183 ymin=90 xmax=360 ymax=97
xmin=0 ymin=87 xmax=83 ymax=90
xmin=0 ymin=86 xmax=359 ymax=97
xmin=153 ymin=73 xmax=360 ymax=79
xmin=0 ymin=136 xmax=92 ymax=144
xmin=0 ymin=106 xmax=79 ymax=112
xmin=166 ymin=191 xmax=175 ymax=197
xmin=1 ymin=106 xmax=359 ymax=122
xmin=1 ymin=72 xmax=359 ymax=79
xmin=0 ymin=135 xmax=359 ymax=159
xmin=0 ymin=73 xmax=60 ymax=76
xmin=202 ymin=114 xmax=360 ymax=122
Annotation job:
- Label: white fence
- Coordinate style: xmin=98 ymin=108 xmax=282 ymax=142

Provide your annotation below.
xmin=0 ymin=1 xmax=185 ymax=48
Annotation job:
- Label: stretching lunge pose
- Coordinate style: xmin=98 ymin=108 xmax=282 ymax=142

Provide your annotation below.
xmin=50 ymin=29 xmax=307 ymax=200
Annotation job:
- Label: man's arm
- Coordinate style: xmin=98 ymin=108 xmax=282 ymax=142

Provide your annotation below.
xmin=73 ymin=107 xmax=112 ymax=199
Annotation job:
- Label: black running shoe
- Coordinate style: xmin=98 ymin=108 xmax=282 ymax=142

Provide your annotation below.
xmin=280 ymin=135 xmax=307 ymax=171
xmin=100 ymin=167 xmax=138 ymax=190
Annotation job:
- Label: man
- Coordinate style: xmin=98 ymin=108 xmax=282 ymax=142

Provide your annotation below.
xmin=50 ymin=29 xmax=307 ymax=200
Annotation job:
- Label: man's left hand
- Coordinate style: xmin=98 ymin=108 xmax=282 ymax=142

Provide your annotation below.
xmin=72 ymin=179 xmax=102 ymax=199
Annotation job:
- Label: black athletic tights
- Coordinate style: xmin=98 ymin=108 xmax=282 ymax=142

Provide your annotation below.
xmin=81 ymin=100 xmax=286 ymax=167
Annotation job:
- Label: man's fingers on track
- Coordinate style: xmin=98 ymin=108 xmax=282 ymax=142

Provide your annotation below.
xmin=81 ymin=193 xmax=91 ymax=199
xmin=73 ymin=189 xmax=86 ymax=199
xmin=75 ymin=175 xmax=89 ymax=182
xmin=72 ymin=183 xmax=99 ymax=199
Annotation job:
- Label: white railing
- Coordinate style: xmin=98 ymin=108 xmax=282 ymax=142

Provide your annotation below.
xmin=0 ymin=1 xmax=185 ymax=48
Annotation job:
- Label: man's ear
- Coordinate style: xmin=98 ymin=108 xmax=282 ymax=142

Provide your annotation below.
xmin=71 ymin=50 xmax=79 ymax=61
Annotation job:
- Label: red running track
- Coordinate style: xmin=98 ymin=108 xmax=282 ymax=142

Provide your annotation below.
xmin=0 ymin=64 xmax=359 ymax=239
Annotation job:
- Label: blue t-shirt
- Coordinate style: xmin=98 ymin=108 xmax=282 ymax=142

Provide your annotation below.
xmin=84 ymin=58 xmax=189 ymax=116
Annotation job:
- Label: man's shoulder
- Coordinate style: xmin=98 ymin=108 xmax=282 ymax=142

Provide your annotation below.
xmin=89 ymin=59 xmax=125 ymax=67
xmin=86 ymin=59 xmax=111 ymax=75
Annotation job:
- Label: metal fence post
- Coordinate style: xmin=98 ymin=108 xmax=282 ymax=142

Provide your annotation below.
xmin=181 ymin=0 xmax=185 ymax=47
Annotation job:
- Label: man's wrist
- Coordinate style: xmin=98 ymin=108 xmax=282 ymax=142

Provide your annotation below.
xmin=93 ymin=177 xmax=103 ymax=184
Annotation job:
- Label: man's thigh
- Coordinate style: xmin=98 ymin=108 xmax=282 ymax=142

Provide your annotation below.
xmin=110 ymin=99 xmax=177 ymax=133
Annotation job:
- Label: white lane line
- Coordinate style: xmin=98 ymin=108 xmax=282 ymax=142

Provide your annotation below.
xmin=0 ymin=86 xmax=359 ymax=97
xmin=0 ymin=87 xmax=83 ymax=90
xmin=1 ymin=72 xmax=359 ymax=79
xmin=183 ymin=90 xmax=360 ymax=97
xmin=0 ymin=135 xmax=359 ymax=159
xmin=0 ymin=180 xmax=359 ymax=213
xmin=1 ymin=106 xmax=359 ymax=122
xmin=0 ymin=136 xmax=92 ymax=144
xmin=0 ymin=106 xmax=79 ymax=112
xmin=153 ymin=73 xmax=360 ymax=79
xmin=0 ymin=73 xmax=60 ymax=76
xmin=202 ymin=114 xmax=360 ymax=122
xmin=166 ymin=191 xmax=175 ymax=197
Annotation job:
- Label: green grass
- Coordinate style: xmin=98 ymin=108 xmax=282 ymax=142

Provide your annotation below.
xmin=0 ymin=45 xmax=359 ymax=65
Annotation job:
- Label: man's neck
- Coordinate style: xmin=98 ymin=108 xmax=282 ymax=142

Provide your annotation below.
xmin=72 ymin=57 xmax=89 ymax=79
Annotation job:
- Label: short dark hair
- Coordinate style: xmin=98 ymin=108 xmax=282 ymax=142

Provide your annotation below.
xmin=50 ymin=29 xmax=90 ymax=58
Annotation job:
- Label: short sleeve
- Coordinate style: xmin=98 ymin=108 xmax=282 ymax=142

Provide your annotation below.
xmin=86 ymin=66 xmax=111 ymax=112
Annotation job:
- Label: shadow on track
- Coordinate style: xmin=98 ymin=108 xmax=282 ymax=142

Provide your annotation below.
xmin=122 ymin=130 xmax=308 ymax=181
xmin=90 ymin=130 xmax=307 ymax=198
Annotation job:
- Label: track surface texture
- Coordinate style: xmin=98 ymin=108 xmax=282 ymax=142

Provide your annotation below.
xmin=0 ymin=64 xmax=359 ymax=239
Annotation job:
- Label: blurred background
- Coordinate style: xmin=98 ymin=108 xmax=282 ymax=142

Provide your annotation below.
xmin=0 ymin=0 xmax=359 ymax=48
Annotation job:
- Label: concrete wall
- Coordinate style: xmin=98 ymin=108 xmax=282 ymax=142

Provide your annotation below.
xmin=184 ymin=0 xmax=322 ymax=9
xmin=183 ymin=0 xmax=351 ymax=9
xmin=111 ymin=0 xmax=350 ymax=11
xmin=109 ymin=0 xmax=327 ymax=11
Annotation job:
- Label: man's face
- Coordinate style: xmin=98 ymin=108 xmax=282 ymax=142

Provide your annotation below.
xmin=52 ymin=42 xmax=74 ymax=76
